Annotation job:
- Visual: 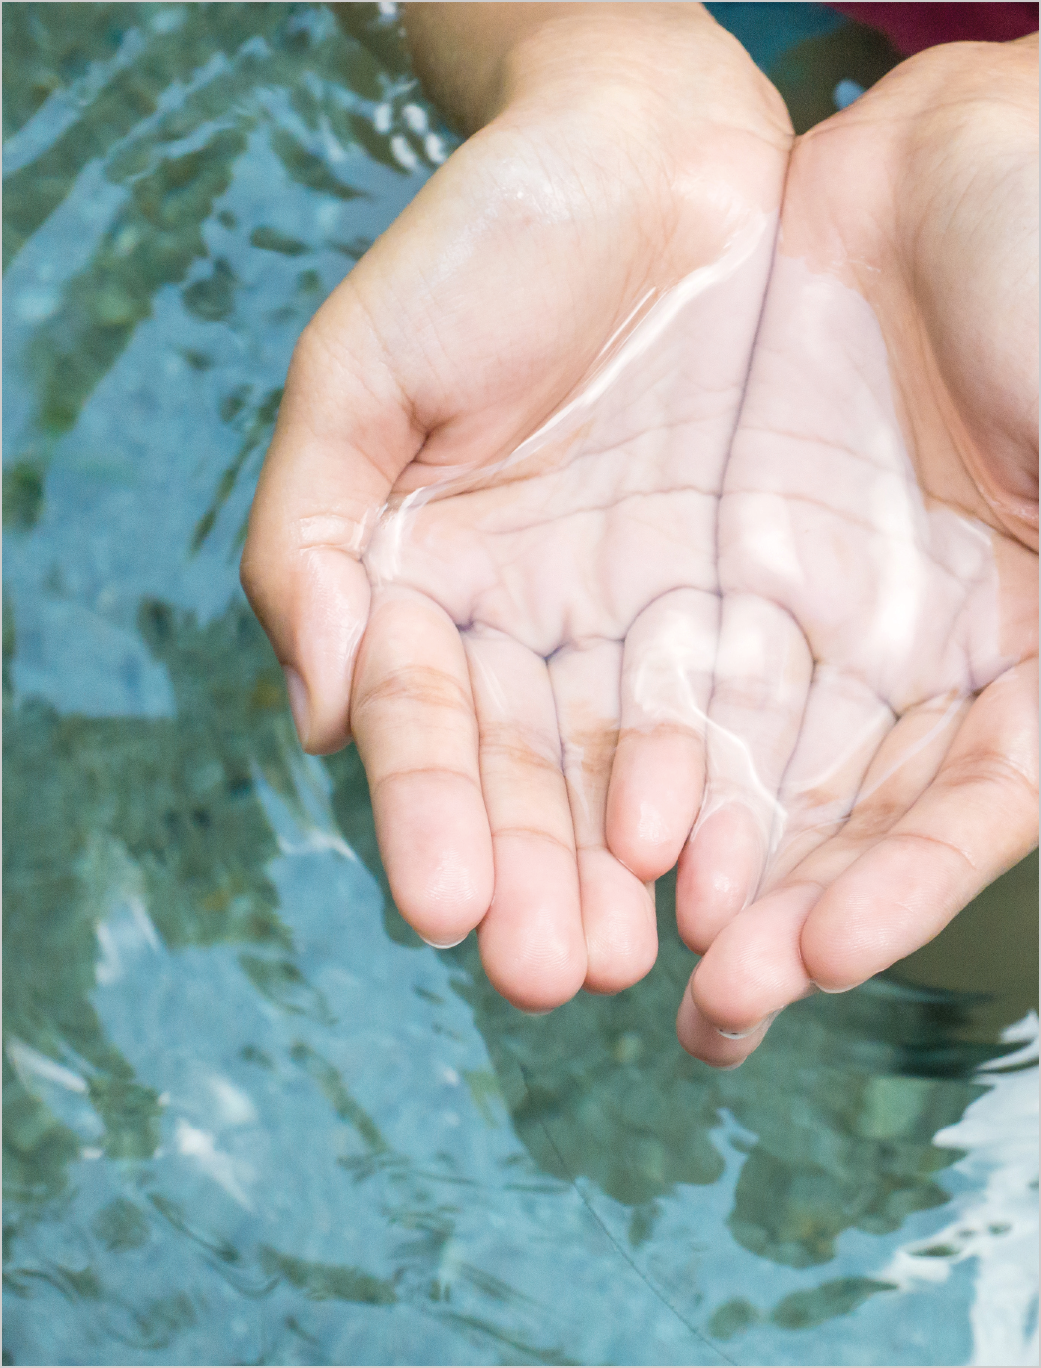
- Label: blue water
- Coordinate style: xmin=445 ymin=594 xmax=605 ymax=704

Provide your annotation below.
xmin=3 ymin=6 xmax=1037 ymax=1365
xmin=705 ymin=2 xmax=843 ymax=68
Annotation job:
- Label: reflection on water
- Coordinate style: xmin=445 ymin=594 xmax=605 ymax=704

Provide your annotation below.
xmin=3 ymin=6 xmax=1037 ymax=1365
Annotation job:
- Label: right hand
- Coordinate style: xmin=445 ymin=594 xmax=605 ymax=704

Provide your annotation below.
xmin=240 ymin=4 xmax=792 ymax=1009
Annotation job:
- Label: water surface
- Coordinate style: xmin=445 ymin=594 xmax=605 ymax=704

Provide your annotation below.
xmin=3 ymin=6 xmax=1037 ymax=1365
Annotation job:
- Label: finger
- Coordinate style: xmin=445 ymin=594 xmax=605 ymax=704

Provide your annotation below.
xmin=676 ymin=594 xmax=812 ymax=952
xmin=778 ymin=690 xmax=970 ymax=891
xmin=606 ymin=589 xmax=718 ymax=881
xmin=350 ymin=586 xmax=493 ymax=945
xmin=241 ymin=302 xmax=425 ymax=754
xmin=801 ymin=659 xmax=1039 ymax=991
xmin=678 ymin=882 xmax=822 ymax=1063
xmin=464 ymin=630 xmax=587 ymax=1012
xmin=762 ymin=665 xmax=894 ymax=887
xmin=675 ymin=994 xmax=777 ymax=1070
xmin=550 ymin=641 xmax=658 ymax=993
xmin=679 ymin=690 xmax=968 ymax=1057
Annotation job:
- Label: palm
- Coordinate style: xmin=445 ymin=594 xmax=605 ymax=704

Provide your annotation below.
xmin=363 ymin=212 xmax=774 ymax=671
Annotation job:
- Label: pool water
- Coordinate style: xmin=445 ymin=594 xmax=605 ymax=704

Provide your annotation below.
xmin=3 ymin=6 xmax=1038 ymax=1365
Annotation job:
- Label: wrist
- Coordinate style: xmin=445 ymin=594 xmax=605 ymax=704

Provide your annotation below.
xmin=404 ymin=3 xmax=791 ymax=152
xmin=501 ymin=5 xmax=786 ymax=138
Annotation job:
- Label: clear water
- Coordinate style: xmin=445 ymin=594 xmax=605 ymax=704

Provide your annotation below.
xmin=3 ymin=6 xmax=1037 ymax=1365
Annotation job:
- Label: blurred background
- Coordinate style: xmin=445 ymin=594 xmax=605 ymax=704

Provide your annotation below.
xmin=3 ymin=5 xmax=1037 ymax=1365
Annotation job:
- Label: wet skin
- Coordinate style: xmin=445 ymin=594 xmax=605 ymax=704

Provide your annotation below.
xmin=241 ymin=10 xmax=1038 ymax=1062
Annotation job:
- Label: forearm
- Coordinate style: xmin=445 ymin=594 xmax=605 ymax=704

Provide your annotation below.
xmin=402 ymin=2 xmax=571 ymax=133
xmin=401 ymin=2 xmax=792 ymax=145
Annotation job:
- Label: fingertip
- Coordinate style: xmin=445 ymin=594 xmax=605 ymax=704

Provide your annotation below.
xmin=420 ymin=931 xmax=470 ymax=950
xmin=688 ymin=882 xmax=820 ymax=1032
xmin=477 ymin=840 xmax=588 ymax=1013
xmin=480 ymin=918 xmax=587 ymax=1013
xmin=605 ymin=796 xmax=683 ymax=883
xmin=606 ymin=731 xmax=701 ymax=882
xmin=376 ymin=775 xmax=494 ymax=947
xmin=717 ymin=1008 xmax=781 ymax=1039
xmin=397 ymin=847 xmax=493 ymax=948
xmin=687 ymin=953 xmax=765 ymax=1038
xmin=675 ymin=804 xmax=764 ymax=953
xmin=584 ymin=926 xmax=658 ymax=995
xmin=799 ymin=905 xmax=858 ymax=992
xmin=579 ymin=851 xmax=658 ymax=994
xmin=675 ymin=981 xmax=770 ymax=1067
xmin=483 ymin=953 xmax=587 ymax=1015
xmin=798 ymin=879 xmax=900 ymax=994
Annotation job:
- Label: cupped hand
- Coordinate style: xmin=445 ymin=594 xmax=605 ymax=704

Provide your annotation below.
xmin=240 ymin=6 xmax=792 ymax=1009
xmin=677 ymin=36 xmax=1039 ymax=1064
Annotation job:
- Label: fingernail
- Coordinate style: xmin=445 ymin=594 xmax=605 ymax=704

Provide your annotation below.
xmin=717 ymin=1009 xmax=780 ymax=1041
xmin=420 ymin=933 xmax=469 ymax=950
xmin=283 ymin=666 xmax=310 ymax=748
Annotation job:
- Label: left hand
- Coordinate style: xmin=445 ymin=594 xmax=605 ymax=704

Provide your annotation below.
xmin=675 ymin=36 xmax=1039 ymax=1065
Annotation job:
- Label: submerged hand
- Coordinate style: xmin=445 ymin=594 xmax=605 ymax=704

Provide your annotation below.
xmin=240 ymin=6 xmax=792 ymax=1008
xmin=677 ymin=36 xmax=1039 ymax=1063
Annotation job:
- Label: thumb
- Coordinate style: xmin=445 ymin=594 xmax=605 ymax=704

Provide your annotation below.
xmin=240 ymin=294 xmax=422 ymax=754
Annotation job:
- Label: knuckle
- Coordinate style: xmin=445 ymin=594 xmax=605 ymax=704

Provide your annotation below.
xmin=353 ymin=665 xmax=472 ymax=718
xmin=480 ymin=723 xmax=562 ymax=775
xmin=938 ymin=747 xmax=1039 ymax=803
xmin=843 ymin=799 xmax=906 ymax=842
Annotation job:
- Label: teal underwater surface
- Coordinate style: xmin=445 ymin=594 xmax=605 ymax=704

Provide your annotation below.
xmin=3 ymin=6 xmax=1038 ymax=1365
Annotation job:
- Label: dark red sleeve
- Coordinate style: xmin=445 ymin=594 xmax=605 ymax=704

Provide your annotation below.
xmin=827 ymin=3 xmax=1038 ymax=55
